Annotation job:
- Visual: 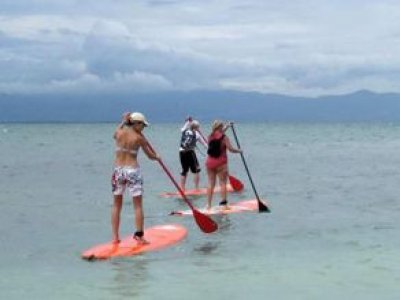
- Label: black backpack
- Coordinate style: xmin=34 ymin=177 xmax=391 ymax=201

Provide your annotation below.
xmin=207 ymin=134 xmax=225 ymax=158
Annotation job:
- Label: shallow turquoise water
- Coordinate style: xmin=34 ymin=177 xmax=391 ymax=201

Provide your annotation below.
xmin=1 ymin=123 xmax=399 ymax=299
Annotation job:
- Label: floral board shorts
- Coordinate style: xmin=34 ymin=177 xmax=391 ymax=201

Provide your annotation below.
xmin=111 ymin=166 xmax=143 ymax=197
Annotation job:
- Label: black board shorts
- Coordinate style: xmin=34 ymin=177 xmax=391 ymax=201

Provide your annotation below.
xmin=179 ymin=149 xmax=200 ymax=176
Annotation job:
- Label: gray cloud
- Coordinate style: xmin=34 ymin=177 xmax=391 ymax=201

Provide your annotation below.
xmin=1 ymin=0 xmax=400 ymax=96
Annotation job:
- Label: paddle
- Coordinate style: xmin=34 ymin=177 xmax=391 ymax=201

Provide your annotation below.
xmin=230 ymin=123 xmax=270 ymax=213
xmin=228 ymin=175 xmax=244 ymax=192
xmin=197 ymin=128 xmax=244 ymax=192
xmin=144 ymin=139 xmax=218 ymax=233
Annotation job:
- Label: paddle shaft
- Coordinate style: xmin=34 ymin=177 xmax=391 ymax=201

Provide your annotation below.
xmin=230 ymin=125 xmax=260 ymax=199
xmin=143 ymin=136 xmax=218 ymax=232
xmin=148 ymin=150 xmax=218 ymax=233
xmin=160 ymin=160 xmax=196 ymax=207
xmin=230 ymin=124 xmax=270 ymax=212
xmin=145 ymin=141 xmax=195 ymax=210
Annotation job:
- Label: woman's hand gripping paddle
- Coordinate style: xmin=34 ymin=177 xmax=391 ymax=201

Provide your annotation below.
xmin=197 ymin=129 xmax=244 ymax=192
xmin=230 ymin=123 xmax=270 ymax=213
xmin=145 ymin=139 xmax=218 ymax=233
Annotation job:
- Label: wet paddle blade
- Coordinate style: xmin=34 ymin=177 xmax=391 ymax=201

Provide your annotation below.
xmin=257 ymin=199 xmax=270 ymax=213
xmin=229 ymin=175 xmax=244 ymax=191
xmin=144 ymin=138 xmax=218 ymax=233
xmin=192 ymin=209 xmax=218 ymax=233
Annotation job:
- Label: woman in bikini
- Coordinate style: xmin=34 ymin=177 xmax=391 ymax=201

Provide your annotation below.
xmin=111 ymin=112 xmax=159 ymax=244
xmin=205 ymin=120 xmax=242 ymax=210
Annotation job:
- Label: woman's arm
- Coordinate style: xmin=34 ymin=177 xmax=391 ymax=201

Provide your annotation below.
xmin=224 ymin=136 xmax=242 ymax=154
xmin=222 ymin=121 xmax=233 ymax=133
xmin=181 ymin=120 xmax=191 ymax=132
xmin=117 ymin=112 xmax=131 ymax=129
xmin=139 ymin=136 xmax=160 ymax=161
xmin=113 ymin=127 xmax=122 ymax=140
xmin=196 ymin=131 xmax=208 ymax=148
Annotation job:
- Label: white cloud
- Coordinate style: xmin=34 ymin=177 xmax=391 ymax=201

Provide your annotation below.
xmin=47 ymin=71 xmax=172 ymax=94
xmin=1 ymin=0 xmax=400 ymax=96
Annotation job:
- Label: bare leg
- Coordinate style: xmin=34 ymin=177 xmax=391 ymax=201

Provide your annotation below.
xmin=180 ymin=175 xmax=187 ymax=191
xmin=111 ymin=195 xmax=123 ymax=243
xmin=194 ymin=172 xmax=200 ymax=190
xmin=133 ymin=195 xmax=144 ymax=232
xmin=133 ymin=195 xmax=149 ymax=244
xmin=218 ymin=164 xmax=229 ymax=207
xmin=206 ymin=168 xmax=217 ymax=210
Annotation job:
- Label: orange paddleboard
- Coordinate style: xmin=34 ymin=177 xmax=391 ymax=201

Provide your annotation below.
xmin=170 ymin=199 xmax=267 ymax=216
xmin=160 ymin=184 xmax=235 ymax=198
xmin=81 ymin=224 xmax=187 ymax=260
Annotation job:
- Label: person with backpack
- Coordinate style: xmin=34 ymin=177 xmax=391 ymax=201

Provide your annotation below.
xmin=179 ymin=117 xmax=208 ymax=191
xmin=205 ymin=120 xmax=242 ymax=210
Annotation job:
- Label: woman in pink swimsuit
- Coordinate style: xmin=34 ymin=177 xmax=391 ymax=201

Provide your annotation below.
xmin=205 ymin=120 xmax=242 ymax=210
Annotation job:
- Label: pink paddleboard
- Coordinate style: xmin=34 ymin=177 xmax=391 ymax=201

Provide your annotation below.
xmin=160 ymin=184 xmax=235 ymax=198
xmin=170 ymin=199 xmax=267 ymax=216
xmin=81 ymin=224 xmax=187 ymax=260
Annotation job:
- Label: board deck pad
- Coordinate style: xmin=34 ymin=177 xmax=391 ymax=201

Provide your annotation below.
xmin=81 ymin=224 xmax=187 ymax=260
xmin=170 ymin=199 xmax=266 ymax=216
xmin=160 ymin=184 xmax=235 ymax=198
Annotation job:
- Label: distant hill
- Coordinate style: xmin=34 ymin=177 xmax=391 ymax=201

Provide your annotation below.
xmin=1 ymin=90 xmax=400 ymax=123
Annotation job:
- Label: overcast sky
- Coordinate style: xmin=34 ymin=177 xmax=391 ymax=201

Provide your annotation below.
xmin=1 ymin=0 xmax=400 ymax=97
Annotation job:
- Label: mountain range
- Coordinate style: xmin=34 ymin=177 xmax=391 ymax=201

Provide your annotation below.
xmin=1 ymin=90 xmax=400 ymax=123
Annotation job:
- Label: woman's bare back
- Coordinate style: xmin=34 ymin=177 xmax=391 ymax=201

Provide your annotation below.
xmin=114 ymin=127 xmax=142 ymax=167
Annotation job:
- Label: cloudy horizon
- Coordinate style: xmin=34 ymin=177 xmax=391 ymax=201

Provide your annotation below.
xmin=1 ymin=0 xmax=400 ymax=97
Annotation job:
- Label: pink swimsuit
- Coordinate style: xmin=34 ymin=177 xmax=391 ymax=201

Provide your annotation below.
xmin=205 ymin=132 xmax=228 ymax=170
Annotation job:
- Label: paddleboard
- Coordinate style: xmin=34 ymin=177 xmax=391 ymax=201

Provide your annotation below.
xmin=160 ymin=184 xmax=235 ymax=198
xmin=81 ymin=224 xmax=187 ymax=260
xmin=170 ymin=199 xmax=266 ymax=216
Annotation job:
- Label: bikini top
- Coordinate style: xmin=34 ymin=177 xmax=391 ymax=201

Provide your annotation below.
xmin=115 ymin=146 xmax=138 ymax=155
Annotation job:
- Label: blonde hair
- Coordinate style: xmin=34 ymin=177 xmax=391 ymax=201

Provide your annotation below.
xmin=211 ymin=120 xmax=224 ymax=133
xmin=190 ymin=120 xmax=200 ymax=129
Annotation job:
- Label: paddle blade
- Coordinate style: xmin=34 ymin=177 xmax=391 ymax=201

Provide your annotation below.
xmin=257 ymin=199 xmax=271 ymax=213
xmin=192 ymin=209 xmax=218 ymax=233
xmin=229 ymin=175 xmax=244 ymax=191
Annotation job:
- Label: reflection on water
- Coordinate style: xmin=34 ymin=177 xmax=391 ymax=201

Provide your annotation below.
xmin=193 ymin=241 xmax=220 ymax=255
xmin=106 ymin=258 xmax=149 ymax=298
xmin=214 ymin=215 xmax=233 ymax=231
xmin=192 ymin=215 xmax=232 ymax=256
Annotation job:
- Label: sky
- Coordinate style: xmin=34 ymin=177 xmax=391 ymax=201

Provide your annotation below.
xmin=1 ymin=0 xmax=400 ymax=97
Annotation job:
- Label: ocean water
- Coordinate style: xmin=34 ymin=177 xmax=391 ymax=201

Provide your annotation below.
xmin=0 ymin=122 xmax=399 ymax=300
